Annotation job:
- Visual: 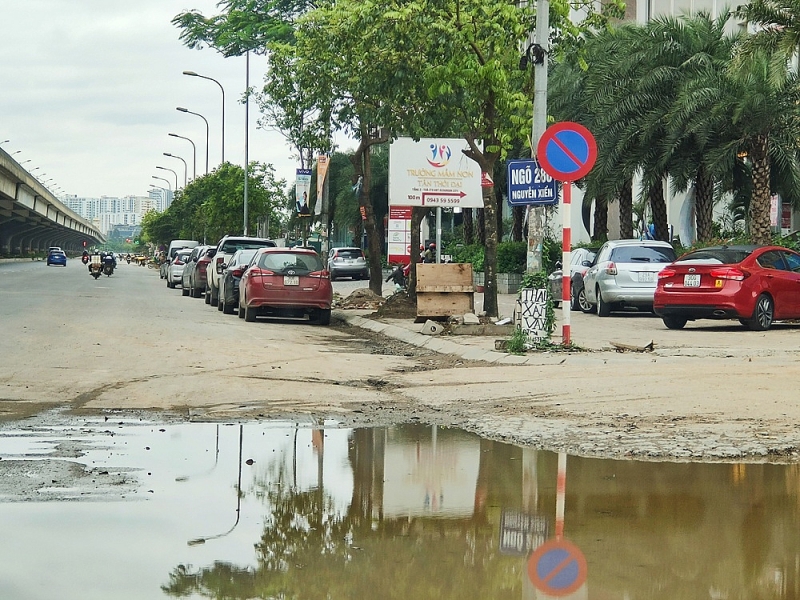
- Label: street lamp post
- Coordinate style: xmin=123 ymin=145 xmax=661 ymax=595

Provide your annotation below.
xmin=156 ymin=166 xmax=179 ymax=190
xmin=163 ymin=153 xmax=187 ymax=187
xmin=152 ymin=175 xmax=172 ymax=192
xmin=183 ymin=71 xmax=225 ymax=164
xmin=176 ymin=107 xmax=209 ymax=175
xmin=168 ymin=133 xmax=197 ymax=180
xmin=0 ymin=140 xmax=9 ymax=146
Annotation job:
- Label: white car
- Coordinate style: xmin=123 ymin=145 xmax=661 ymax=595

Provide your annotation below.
xmin=167 ymin=249 xmax=192 ymax=289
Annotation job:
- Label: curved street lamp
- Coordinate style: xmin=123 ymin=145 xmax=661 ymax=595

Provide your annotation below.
xmin=168 ymin=133 xmax=197 ymax=180
xmin=163 ymin=153 xmax=187 ymax=187
xmin=152 ymin=175 xmax=172 ymax=192
xmin=183 ymin=71 xmax=225 ymax=164
xmin=0 ymin=139 xmax=9 ymax=146
xmin=156 ymin=165 xmax=179 ymax=190
xmin=176 ymin=107 xmax=209 ymax=175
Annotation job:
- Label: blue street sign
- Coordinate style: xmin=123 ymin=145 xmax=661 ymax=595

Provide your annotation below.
xmin=506 ymin=159 xmax=559 ymax=206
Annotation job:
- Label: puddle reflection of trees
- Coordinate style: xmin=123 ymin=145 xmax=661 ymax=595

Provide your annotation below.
xmin=162 ymin=428 xmax=517 ymax=599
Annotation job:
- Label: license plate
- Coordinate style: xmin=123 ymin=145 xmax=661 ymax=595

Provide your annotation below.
xmin=684 ymin=274 xmax=700 ymax=287
xmin=284 ymin=276 xmax=299 ymax=286
xmin=638 ymin=272 xmax=655 ymax=283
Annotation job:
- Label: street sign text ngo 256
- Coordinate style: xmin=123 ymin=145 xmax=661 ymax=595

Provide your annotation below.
xmin=389 ymin=137 xmax=483 ymax=208
xmin=507 ymin=159 xmax=558 ymax=206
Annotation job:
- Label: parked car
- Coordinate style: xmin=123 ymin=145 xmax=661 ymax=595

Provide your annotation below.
xmin=181 ymin=245 xmax=216 ymax=299
xmin=167 ymin=249 xmax=192 ymax=289
xmin=547 ymin=247 xmax=599 ymax=311
xmin=654 ymin=245 xmax=800 ymax=331
xmin=218 ymin=248 xmax=260 ymax=314
xmin=238 ymin=247 xmax=333 ymax=325
xmin=327 ymin=247 xmax=369 ymax=281
xmin=206 ymin=236 xmax=276 ymax=307
xmin=583 ymin=240 xmax=677 ymax=316
xmin=46 ymin=249 xmax=67 ymax=267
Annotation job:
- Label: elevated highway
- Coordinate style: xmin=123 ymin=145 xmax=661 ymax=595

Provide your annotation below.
xmin=0 ymin=149 xmax=104 ymax=254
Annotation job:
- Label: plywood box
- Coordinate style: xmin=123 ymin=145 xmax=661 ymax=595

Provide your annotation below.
xmin=416 ymin=263 xmax=474 ymax=318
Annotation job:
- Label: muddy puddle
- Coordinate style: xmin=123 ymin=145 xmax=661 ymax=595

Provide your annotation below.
xmin=1 ymin=415 xmax=799 ymax=599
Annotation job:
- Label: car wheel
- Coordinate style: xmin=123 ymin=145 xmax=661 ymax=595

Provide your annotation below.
xmin=330 ymin=271 xmax=337 ymax=281
xmin=222 ymin=298 xmax=235 ymax=315
xmin=596 ymin=288 xmax=611 ymax=317
xmin=238 ymin=301 xmax=245 ymax=319
xmin=315 ymin=308 xmax=332 ymax=326
xmin=209 ymin=286 xmax=218 ymax=306
xmin=205 ymin=287 xmax=211 ymax=304
xmin=244 ymin=304 xmax=256 ymax=322
xmin=746 ymin=294 xmax=774 ymax=331
xmin=182 ymin=286 xmax=190 ymax=297
xmin=578 ymin=288 xmax=594 ymax=313
xmin=663 ymin=315 xmax=687 ymax=330
xmin=217 ymin=297 xmax=223 ymax=311
xmin=193 ymin=285 xmax=202 ymax=299
xmin=570 ymin=286 xmax=580 ymax=311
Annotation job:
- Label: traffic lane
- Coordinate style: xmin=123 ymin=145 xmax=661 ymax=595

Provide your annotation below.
xmin=556 ymin=304 xmax=800 ymax=357
xmin=0 ymin=261 xmax=413 ymax=419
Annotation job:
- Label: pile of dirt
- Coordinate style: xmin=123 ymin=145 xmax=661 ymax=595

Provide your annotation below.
xmin=336 ymin=288 xmax=386 ymax=310
xmin=374 ymin=291 xmax=418 ymax=319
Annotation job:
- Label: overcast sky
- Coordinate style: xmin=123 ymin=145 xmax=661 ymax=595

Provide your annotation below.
xmin=0 ymin=0 xmax=305 ymax=199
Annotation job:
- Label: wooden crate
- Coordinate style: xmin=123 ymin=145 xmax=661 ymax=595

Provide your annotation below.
xmin=416 ymin=263 xmax=474 ymax=318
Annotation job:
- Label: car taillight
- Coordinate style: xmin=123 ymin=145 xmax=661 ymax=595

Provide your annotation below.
xmin=232 ymin=268 xmax=245 ymax=277
xmin=215 ymin=256 xmax=225 ymax=274
xmin=605 ymin=261 xmax=617 ymax=275
xmin=657 ymin=268 xmax=676 ymax=280
xmin=308 ymin=270 xmax=329 ymax=279
xmin=709 ymin=267 xmax=747 ymax=281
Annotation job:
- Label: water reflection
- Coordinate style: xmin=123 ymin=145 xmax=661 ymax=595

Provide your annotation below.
xmin=3 ymin=420 xmax=800 ymax=598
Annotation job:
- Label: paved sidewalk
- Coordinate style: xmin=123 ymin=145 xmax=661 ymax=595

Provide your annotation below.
xmin=334 ymin=291 xmax=546 ymax=365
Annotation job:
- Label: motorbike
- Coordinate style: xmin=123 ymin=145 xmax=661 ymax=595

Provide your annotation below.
xmin=102 ymin=255 xmax=115 ymax=277
xmin=88 ymin=254 xmax=102 ymax=279
xmin=81 ymin=253 xmax=89 ymax=265
xmin=126 ymin=255 xmax=131 ymax=264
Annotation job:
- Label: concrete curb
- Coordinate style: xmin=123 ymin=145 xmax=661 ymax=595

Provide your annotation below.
xmin=334 ymin=310 xmax=527 ymax=365
xmin=0 ymin=258 xmax=40 ymax=263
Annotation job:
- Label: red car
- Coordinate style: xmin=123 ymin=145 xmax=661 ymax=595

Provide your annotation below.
xmin=654 ymin=245 xmax=800 ymax=331
xmin=238 ymin=247 xmax=333 ymax=325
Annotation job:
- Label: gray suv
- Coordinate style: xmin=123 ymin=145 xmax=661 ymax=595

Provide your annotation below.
xmin=583 ymin=239 xmax=676 ymax=316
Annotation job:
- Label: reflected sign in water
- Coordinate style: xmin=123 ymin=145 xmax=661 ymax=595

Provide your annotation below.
xmin=0 ymin=418 xmax=799 ymax=599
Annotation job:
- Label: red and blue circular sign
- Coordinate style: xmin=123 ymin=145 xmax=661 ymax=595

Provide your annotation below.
xmin=537 ymin=122 xmax=597 ymax=183
xmin=527 ymin=538 xmax=588 ymax=596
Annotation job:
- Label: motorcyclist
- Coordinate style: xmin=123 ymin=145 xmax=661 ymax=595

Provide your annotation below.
xmin=81 ymin=250 xmax=89 ymax=264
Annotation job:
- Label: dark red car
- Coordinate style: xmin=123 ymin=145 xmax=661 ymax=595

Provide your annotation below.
xmin=654 ymin=245 xmax=800 ymax=331
xmin=238 ymin=247 xmax=333 ymax=325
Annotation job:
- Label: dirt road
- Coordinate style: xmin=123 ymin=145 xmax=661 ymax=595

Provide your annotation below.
xmin=3 ymin=259 xmax=800 ymax=461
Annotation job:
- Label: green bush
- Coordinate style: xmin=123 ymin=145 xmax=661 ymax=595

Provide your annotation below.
xmin=446 ymin=243 xmax=484 ymax=271
xmin=497 ymin=242 xmax=527 ymax=274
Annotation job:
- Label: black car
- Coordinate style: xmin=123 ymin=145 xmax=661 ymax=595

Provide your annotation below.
xmin=219 ymin=248 xmax=260 ymax=314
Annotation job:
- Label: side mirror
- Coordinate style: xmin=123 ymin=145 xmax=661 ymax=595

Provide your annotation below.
xmin=581 ymin=260 xmax=592 ymax=267
xmin=220 ymin=263 xmax=228 ymax=270
xmin=554 ymin=261 xmax=562 ymax=270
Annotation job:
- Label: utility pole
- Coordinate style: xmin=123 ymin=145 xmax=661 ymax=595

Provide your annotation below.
xmin=527 ymin=0 xmax=549 ymax=273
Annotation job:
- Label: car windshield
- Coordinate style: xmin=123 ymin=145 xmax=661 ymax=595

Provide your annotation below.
xmin=335 ymin=249 xmax=363 ymax=259
xmin=221 ymin=240 xmax=275 ymax=253
xmin=676 ymin=248 xmax=752 ymax=265
xmin=258 ymin=252 xmax=323 ymax=274
xmin=610 ymin=246 xmax=676 ymax=263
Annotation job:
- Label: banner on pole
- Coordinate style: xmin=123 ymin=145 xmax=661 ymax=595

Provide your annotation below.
xmin=295 ymin=168 xmax=312 ymax=217
xmin=315 ymin=156 xmax=329 ymax=217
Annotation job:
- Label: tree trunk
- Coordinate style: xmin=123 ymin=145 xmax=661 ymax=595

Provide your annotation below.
xmin=592 ymin=196 xmax=608 ymax=242
xmin=463 ymin=209 xmax=474 ymax=244
xmin=619 ymin=179 xmax=633 ymax=239
xmin=350 ymin=138 xmax=383 ymax=296
xmin=749 ymin=134 xmax=772 ymax=245
xmin=649 ymin=180 xmax=669 ymax=241
xmin=481 ymin=183 xmax=499 ymax=317
xmin=408 ymin=207 xmax=425 ymax=301
xmin=496 ymin=192 xmax=504 ymax=242
xmin=476 ymin=209 xmax=486 ymax=245
xmin=512 ymin=206 xmax=524 ymax=242
xmin=695 ymin=163 xmax=714 ymax=243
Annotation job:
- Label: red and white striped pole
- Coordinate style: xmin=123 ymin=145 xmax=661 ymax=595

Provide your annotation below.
xmin=555 ymin=451 xmax=567 ymax=539
xmin=561 ymin=182 xmax=571 ymax=345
